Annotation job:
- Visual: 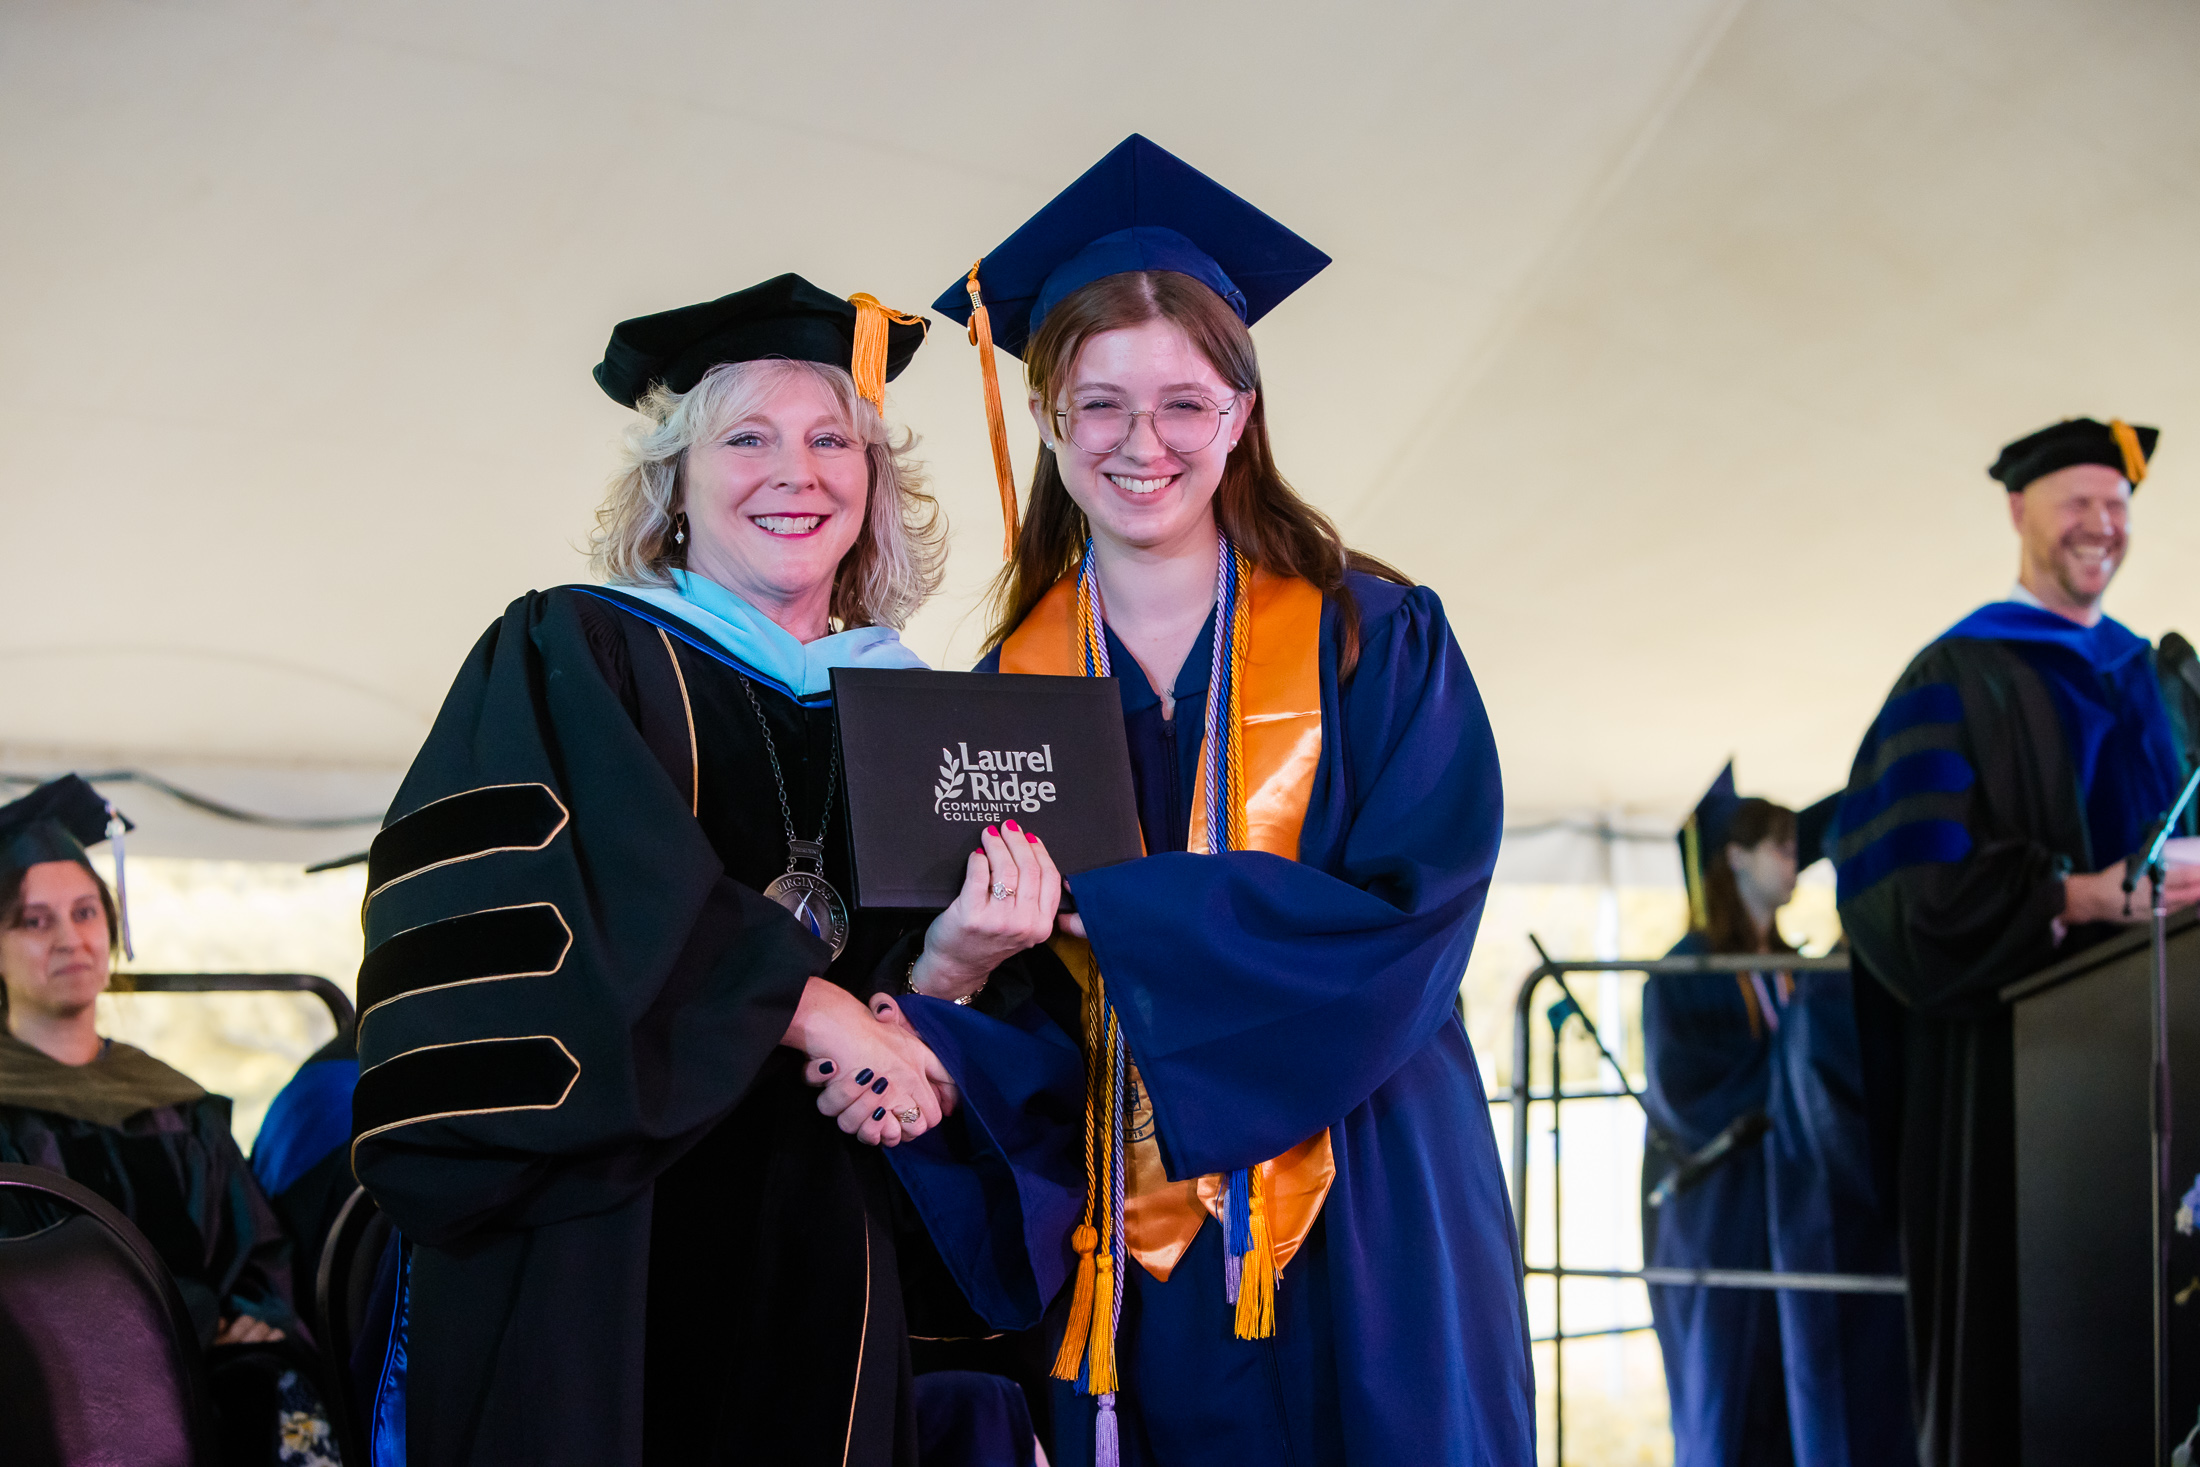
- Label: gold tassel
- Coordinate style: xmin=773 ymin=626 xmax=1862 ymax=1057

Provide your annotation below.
xmin=1233 ymin=1166 xmax=1277 ymax=1340
xmin=1087 ymin=1251 xmax=1119 ymax=1393
xmin=1681 ymin=816 xmax=1708 ymax=932
xmin=2109 ymin=418 xmax=2149 ymax=486
xmin=963 ymin=261 xmax=1022 ymax=558
xmin=1051 ymin=1224 xmax=1101 ymax=1380
xmin=845 ymin=293 xmax=926 ymax=413
xmin=1051 ymin=967 xmax=1110 ymax=1383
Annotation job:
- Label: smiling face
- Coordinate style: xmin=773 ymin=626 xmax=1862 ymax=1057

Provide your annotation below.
xmin=1 ymin=861 xmax=112 ymax=1023
xmin=2009 ymin=462 xmax=2132 ymax=622
xmin=680 ymin=369 xmax=871 ymax=638
xmin=1032 ymin=317 xmax=1250 ymax=557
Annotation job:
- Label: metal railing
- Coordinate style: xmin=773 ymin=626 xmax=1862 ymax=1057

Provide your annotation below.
xmin=117 ymin=971 xmax=355 ymax=1044
xmin=1497 ymin=946 xmax=1904 ymax=1461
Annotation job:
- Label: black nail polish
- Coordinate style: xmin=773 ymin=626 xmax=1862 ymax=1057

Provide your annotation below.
xmin=872 ymin=1107 xmax=886 ymax=1121
xmin=872 ymin=1077 xmax=890 ymax=1094
xmin=853 ymin=1069 xmax=874 ymax=1085
xmin=818 ymin=1061 xmax=834 ymax=1075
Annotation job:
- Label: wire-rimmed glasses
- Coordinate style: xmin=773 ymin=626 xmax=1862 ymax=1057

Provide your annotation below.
xmin=1052 ymin=394 xmax=1239 ymax=456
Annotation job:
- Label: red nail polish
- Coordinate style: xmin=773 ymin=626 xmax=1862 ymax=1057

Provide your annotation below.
xmin=1026 ymin=832 xmax=1039 ymax=843
xmin=985 ymin=825 xmax=999 ymax=837
xmin=1004 ymin=819 xmax=1020 ymax=832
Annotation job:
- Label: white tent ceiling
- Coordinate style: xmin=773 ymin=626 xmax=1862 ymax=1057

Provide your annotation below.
xmin=4 ymin=0 xmax=2194 ymax=865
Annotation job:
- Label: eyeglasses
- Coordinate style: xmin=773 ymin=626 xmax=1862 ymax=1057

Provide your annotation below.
xmin=1053 ymin=394 xmax=1239 ymax=456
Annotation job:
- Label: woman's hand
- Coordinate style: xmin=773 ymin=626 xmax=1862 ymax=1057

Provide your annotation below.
xmin=785 ymin=977 xmax=951 ymax=1146
xmin=213 ymin=1314 xmax=285 ymax=1346
xmin=867 ymin=994 xmax=960 ymax=1117
xmin=913 ymin=821 xmax=1062 ymax=1001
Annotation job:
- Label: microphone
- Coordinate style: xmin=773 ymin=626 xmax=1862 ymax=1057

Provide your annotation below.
xmin=1647 ymin=1111 xmax=1772 ymax=1210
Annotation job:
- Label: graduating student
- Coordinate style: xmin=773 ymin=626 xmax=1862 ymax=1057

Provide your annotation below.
xmin=1835 ymin=417 xmax=2200 ymax=1466
xmin=349 ymin=276 xmax=1066 ymax=1467
xmin=1643 ymin=768 xmax=1912 ymax=1467
xmin=867 ymin=135 xmax=1533 ymax=1467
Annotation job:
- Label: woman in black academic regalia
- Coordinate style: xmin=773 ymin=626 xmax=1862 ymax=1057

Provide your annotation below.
xmin=350 ymin=277 xmax=1068 ymax=1467
xmin=0 ymin=775 xmax=318 ymax=1464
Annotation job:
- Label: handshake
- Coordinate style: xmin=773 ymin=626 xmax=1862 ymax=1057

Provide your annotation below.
xmin=793 ymin=818 xmax=1067 ymax=1147
xmin=803 ymin=992 xmax=960 ymax=1148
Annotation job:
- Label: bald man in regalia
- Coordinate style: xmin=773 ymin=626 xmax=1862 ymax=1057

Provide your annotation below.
xmin=1834 ymin=417 xmax=2200 ymax=1466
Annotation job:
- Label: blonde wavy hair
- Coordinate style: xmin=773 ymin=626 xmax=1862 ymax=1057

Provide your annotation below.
xmin=589 ymin=358 xmax=944 ymax=629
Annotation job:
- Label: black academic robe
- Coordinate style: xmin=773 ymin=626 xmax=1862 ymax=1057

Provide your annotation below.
xmin=1835 ymin=624 xmax=2200 ymax=1467
xmin=0 ymin=1035 xmax=299 ymax=1343
xmin=351 ymin=586 xmax=938 ymax=1467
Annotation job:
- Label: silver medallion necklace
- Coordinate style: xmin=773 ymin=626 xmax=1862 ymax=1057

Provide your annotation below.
xmin=738 ymin=676 xmax=850 ymax=960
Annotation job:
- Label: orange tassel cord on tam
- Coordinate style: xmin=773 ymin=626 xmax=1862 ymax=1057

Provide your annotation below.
xmin=963 ymin=261 xmax=1022 ymax=557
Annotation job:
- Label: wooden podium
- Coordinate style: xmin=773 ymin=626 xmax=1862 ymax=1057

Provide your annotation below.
xmin=2003 ymin=910 xmax=2200 ymax=1463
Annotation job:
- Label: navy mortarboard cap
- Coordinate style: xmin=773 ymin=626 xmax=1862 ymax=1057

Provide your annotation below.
xmin=1989 ymin=417 xmax=2158 ymax=493
xmin=0 ymin=775 xmax=134 ymax=957
xmin=593 ymin=273 xmax=927 ymax=413
xmin=931 ymin=135 xmax=1331 ymax=360
xmin=1795 ymin=792 xmax=1842 ymax=872
xmin=1678 ymin=763 xmax=1741 ymax=931
xmin=934 ymin=135 xmax=1331 ymax=556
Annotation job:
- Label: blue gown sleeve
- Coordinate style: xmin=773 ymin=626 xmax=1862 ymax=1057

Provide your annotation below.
xmin=1641 ymin=935 xmax=1772 ymax=1153
xmin=887 ymin=991 xmax=1087 ymax=1330
xmin=1069 ymin=583 xmax=1503 ymax=1178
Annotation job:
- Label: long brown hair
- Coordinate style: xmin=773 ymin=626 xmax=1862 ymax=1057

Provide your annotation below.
xmin=1697 ymin=799 xmax=1799 ymax=954
xmin=984 ymin=271 xmax=1407 ymax=676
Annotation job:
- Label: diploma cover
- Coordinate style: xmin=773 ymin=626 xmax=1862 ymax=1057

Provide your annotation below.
xmin=830 ymin=666 xmax=1144 ymax=908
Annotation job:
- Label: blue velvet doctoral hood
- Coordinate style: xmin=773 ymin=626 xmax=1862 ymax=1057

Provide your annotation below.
xmin=1940 ymin=601 xmax=2182 ymax=865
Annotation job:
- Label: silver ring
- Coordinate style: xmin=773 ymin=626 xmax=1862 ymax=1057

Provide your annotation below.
xmin=895 ymin=1106 xmax=922 ymax=1125
xmin=989 ymin=883 xmax=1017 ymax=900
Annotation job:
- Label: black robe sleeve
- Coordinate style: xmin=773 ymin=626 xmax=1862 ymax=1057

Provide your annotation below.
xmin=350 ymin=588 xmax=832 ymax=1246
xmin=1834 ymin=638 xmax=2088 ymax=1014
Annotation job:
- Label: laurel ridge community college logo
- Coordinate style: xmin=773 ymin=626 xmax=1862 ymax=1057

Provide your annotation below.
xmin=935 ymin=743 xmax=1061 ymax=821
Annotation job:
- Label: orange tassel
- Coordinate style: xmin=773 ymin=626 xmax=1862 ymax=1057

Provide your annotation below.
xmin=1051 ymin=1223 xmax=1101 ymax=1380
xmin=963 ymin=261 xmax=1021 ymax=558
xmin=2109 ymin=418 xmax=2149 ymax=486
xmin=1087 ymin=1251 xmax=1119 ymax=1393
xmin=1233 ymin=1168 xmax=1277 ymax=1340
xmin=845 ymin=293 xmax=925 ymax=413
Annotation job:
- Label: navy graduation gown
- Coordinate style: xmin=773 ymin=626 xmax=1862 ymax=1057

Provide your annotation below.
xmin=1641 ymin=935 xmax=1913 ymax=1467
xmin=1835 ymin=601 xmax=2198 ymax=1467
xmin=891 ymin=573 xmax=1535 ymax=1466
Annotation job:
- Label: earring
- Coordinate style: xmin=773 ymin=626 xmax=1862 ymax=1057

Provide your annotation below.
xmin=673 ymin=511 xmax=688 ymax=546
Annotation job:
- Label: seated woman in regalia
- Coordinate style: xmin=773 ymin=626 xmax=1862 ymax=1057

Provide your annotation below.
xmin=0 ymin=775 xmax=314 ymax=1458
xmin=350 ymin=275 xmax=1067 ymax=1467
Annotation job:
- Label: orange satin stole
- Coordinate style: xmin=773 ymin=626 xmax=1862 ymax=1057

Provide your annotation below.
xmin=1000 ymin=568 xmax=1337 ymax=1282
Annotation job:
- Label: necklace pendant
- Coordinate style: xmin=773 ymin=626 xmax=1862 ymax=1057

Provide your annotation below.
xmin=763 ymin=869 xmax=850 ymax=961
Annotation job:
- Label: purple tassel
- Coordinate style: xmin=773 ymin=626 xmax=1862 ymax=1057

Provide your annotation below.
xmin=1096 ymin=1393 xmax=1121 ymax=1467
xmin=1223 ymin=1243 xmax=1242 ymax=1304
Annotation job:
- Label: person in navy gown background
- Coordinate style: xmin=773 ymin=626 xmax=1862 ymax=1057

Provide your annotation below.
xmin=1644 ymin=767 xmax=1914 ymax=1467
